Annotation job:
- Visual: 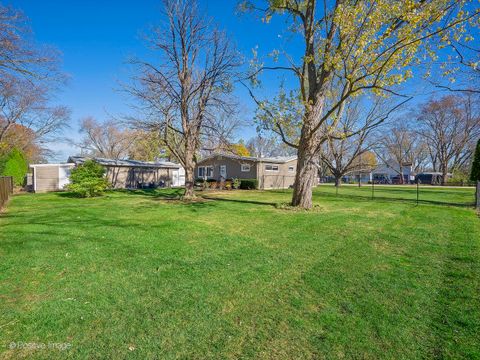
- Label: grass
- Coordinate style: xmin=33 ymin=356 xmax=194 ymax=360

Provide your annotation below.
xmin=0 ymin=186 xmax=479 ymax=359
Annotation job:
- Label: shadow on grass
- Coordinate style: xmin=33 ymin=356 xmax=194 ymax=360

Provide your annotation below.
xmin=112 ymin=188 xmax=185 ymax=199
xmin=116 ymin=188 xmax=279 ymax=207
xmin=55 ymin=192 xmax=87 ymax=199
xmin=48 ymin=187 xmax=474 ymax=209
xmin=200 ymin=195 xmax=277 ymax=207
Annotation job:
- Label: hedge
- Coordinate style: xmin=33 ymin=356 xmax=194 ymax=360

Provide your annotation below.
xmin=239 ymin=179 xmax=258 ymax=190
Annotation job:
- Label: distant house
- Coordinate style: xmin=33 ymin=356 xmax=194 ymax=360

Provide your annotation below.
xmin=195 ymin=153 xmax=298 ymax=189
xmin=372 ymin=161 xmax=415 ymax=184
xmin=415 ymin=172 xmax=452 ymax=185
xmin=30 ymin=157 xmax=185 ymax=193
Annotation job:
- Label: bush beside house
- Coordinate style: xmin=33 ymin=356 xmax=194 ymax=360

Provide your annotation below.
xmin=239 ymin=179 xmax=258 ymax=190
xmin=0 ymin=148 xmax=28 ymax=186
xmin=195 ymin=177 xmax=257 ymax=190
xmin=67 ymin=160 xmax=110 ymax=197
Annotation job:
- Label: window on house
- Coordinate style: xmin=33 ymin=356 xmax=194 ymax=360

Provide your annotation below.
xmin=265 ymin=164 xmax=279 ymax=172
xmin=206 ymin=166 xmax=213 ymax=177
xmin=198 ymin=166 xmax=213 ymax=177
xmin=241 ymin=164 xmax=250 ymax=172
xmin=288 ymin=166 xmax=295 ymax=172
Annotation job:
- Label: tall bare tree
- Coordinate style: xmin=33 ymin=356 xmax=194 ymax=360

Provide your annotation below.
xmin=416 ymin=95 xmax=480 ymax=184
xmin=242 ymin=0 xmax=479 ymax=208
xmin=0 ymin=4 xmax=68 ymax=161
xmin=0 ymin=75 xmax=69 ymax=157
xmin=78 ymin=117 xmax=138 ymax=160
xmin=246 ymin=134 xmax=293 ymax=157
xmin=0 ymin=4 xmax=60 ymax=82
xmin=127 ymin=0 xmax=239 ymax=198
xmin=376 ymin=126 xmax=426 ymax=184
xmin=320 ymin=98 xmax=383 ymax=186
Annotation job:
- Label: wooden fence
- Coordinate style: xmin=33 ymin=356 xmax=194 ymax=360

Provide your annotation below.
xmin=0 ymin=176 xmax=13 ymax=209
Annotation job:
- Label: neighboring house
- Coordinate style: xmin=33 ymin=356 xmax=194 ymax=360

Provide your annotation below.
xmin=195 ymin=153 xmax=298 ymax=189
xmin=416 ymin=172 xmax=452 ymax=185
xmin=30 ymin=157 xmax=185 ymax=193
xmin=372 ymin=161 xmax=415 ymax=184
xmin=341 ymin=173 xmax=373 ymax=184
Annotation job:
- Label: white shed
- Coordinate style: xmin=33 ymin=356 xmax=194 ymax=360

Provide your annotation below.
xmin=30 ymin=163 xmax=75 ymax=193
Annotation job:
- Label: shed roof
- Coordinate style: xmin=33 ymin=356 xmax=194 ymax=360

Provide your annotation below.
xmin=198 ymin=153 xmax=297 ymax=164
xmin=68 ymin=156 xmax=181 ymax=169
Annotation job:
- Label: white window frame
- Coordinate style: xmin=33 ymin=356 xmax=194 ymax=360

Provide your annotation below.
xmin=265 ymin=164 xmax=279 ymax=172
xmin=198 ymin=166 xmax=213 ymax=178
xmin=206 ymin=166 xmax=214 ymax=178
xmin=288 ymin=166 xmax=295 ymax=172
xmin=241 ymin=164 xmax=250 ymax=172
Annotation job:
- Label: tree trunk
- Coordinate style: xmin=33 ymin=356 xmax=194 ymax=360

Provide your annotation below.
xmin=441 ymin=165 xmax=448 ymax=186
xmin=183 ymin=148 xmax=196 ymax=199
xmin=334 ymin=176 xmax=341 ymax=187
xmin=291 ymin=134 xmax=317 ymax=209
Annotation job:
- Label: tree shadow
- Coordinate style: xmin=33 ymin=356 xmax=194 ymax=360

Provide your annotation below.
xmin=55 ymin=192 xmax=86 ymax=199
xmin=111 ymin=188 xmax=185 ymax=199
xmin=200 ymin=195 xmax=277 ymax=207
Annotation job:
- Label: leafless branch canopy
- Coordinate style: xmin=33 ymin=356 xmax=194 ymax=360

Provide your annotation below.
xmin=125 ymin=0 xmax=240 ymax=196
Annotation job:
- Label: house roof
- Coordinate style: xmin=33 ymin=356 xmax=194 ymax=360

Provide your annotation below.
xmin=68 ymin=156 xmax=181 ymax=169
xmin=417 ymin=172 xmax=452 ymax=176
xmin=198 ymin=153 xmax=297 ymax=164
xmin=30 ymin=163 xmax=75 ymax=168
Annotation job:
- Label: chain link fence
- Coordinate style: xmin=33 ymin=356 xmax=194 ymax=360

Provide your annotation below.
xmin=315 ymin=182 xmax=477 ymax=207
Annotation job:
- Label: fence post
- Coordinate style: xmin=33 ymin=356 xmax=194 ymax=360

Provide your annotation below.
xmin=0 ymin=176 xmax=13 ymax=209
xmin=371 ymin=179 xmax=374 ymax=200
xmin=416 ymin=179 xmax=419 ymax=205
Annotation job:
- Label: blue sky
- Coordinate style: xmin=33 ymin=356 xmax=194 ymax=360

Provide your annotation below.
xmin=7 ymin=0 xmax=296 ymax=160
xmin=5 ymin=1 xmax=474 ymax=160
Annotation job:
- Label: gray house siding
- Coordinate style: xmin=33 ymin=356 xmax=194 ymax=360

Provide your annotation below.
xmin=196 ymin=155 xmax=298 ymax=189
xmin=106 ymin=167 xmax=172 ymax=188
xmin=257 ymin=160 xmax=297 ymax=189
xmin=196 ymin=156 xmax=258 ymax=180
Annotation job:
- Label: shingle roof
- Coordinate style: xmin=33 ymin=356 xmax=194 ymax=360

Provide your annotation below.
xmin=67 ymin=156 xmax=181 ymax=169
xmin=198 ymin=153 xmax=297 ymax=164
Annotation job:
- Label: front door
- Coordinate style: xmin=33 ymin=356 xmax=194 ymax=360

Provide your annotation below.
xmin=220 ymin=165 xmax=227 ymax=179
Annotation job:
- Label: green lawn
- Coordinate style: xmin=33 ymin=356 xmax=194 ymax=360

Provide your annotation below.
xmin=1 ymin=186 xmax=479 ymax=359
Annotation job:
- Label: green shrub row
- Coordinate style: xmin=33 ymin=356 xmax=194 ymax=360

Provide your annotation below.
xmin=195 ymin=177 xmax=258 ymax=190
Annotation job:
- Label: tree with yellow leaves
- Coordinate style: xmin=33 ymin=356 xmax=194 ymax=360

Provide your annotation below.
xmin=230 ymin=141 xmax=251 ymax=157
xmin=242 ymin=0 xmax=480 ymax=208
